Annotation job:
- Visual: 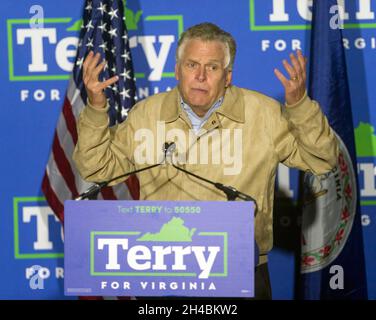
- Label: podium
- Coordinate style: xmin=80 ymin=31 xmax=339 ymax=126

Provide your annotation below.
xmin=64 ymin=200 xmax=257 ymax=297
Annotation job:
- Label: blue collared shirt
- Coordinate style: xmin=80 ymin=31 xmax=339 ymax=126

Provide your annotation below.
xmin=180 ymin=97 xmax=224 ymax=134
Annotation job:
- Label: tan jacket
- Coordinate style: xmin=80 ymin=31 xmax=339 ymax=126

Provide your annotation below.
xmin=73 ymin=85 xmax=338 ymax=254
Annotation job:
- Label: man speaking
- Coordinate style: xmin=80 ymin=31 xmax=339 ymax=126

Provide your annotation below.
xmin=73 ymin=22 xmax=338 ymax=299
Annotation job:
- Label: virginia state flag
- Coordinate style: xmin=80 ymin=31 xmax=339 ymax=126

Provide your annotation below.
xmin=298 ymin=0 xmax=368 ymax=299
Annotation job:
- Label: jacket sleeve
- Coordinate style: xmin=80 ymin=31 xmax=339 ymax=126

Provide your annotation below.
xmin=72 ymin=101 xmax=136 ymax=185
xmin=270 ymin=92 xmax=339 ymax=175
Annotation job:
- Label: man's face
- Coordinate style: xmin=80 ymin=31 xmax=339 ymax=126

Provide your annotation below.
xmin=175 ymin=39 xmax=232 ymax=113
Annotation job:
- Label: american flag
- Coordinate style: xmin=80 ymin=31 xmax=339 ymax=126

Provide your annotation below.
xmin=42 ymin=0 xmax=139 ymax=224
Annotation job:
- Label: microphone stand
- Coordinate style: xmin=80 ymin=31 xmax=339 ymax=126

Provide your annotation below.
xmin=75 ymin=162 xmax=162 ymax=200
xmin=171 ymin=162 xmax=256 ymax=203
xmin=163 ymin=142 xmax=255 ymax=203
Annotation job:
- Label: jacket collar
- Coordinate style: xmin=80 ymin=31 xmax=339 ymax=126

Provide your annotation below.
xmin=160 ymin=85 xmax=245 ymax=123
xmin=216 ymin=85 xmax=245 ymax=123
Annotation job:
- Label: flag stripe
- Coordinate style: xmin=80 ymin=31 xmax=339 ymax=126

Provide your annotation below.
xmin=42 ymin=173 xmax=65 ymax=223
xmin=114 ymin=182 xmax=133 ymax=200
xmin=56 ymin=111 xmax=92 ymax=195
xmin=62 ymin=97 xmax=78 ymax=145
xmin=126 ymin=175 xmax=140 ymax=200
xmin=51 ymin=132 xmax=79 ymax=198
xmin=100 ymin=186 xmax=117 ymax=200
xmin=46 ymin=153 xmax=73 ymax=202
xmin=67 ymin=78 xmax=85 ymax=119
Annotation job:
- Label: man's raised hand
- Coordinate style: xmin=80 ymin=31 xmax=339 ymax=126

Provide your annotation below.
xmin=82 ymin=51 xmax=119 ymax=109
xmin=274 ymin=49 xmax=307 ymax=106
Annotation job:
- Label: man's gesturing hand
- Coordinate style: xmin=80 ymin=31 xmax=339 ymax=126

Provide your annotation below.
xmin=82 ymin=51 xmax=119 ymax=109
xmin=274 ymin=49 xmax=307 ymax=106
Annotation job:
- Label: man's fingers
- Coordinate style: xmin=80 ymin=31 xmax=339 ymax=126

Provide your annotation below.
xmin=274 ymin=68 xmax=289 ymax=88
xmin=82 ymin=52 xmax=116 ymax=95
xmin=88 ymin=52 xmax=102 ymax=73
xmin=92 ymin=60 xmax=106 ymax=80
xmin=289 ymin=53 xmax=302 ymax=77
xmin=83 ymin=51 xmax=94 ymax=72
xmin=99 ymin=75 xmax=119 ymax=90
xmin=282 ymin=59 xmax=296 ymax=79
xmin=296 ymin=50 xmax=307 ymax=82
xmin=296 ymin=49 xmax=306 ymax=70
xmin=276 ymin=51 xmax=307 ymax=105
xmin=83 ymin=51 xmax=98 ymax=81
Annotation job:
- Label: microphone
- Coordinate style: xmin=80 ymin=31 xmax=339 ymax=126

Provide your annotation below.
xmin=164 ymin=141 xmax=175 ymax=153
xmin=164 ymin=141 xmax=176 ymax=163
xmin=75 ymin=182 xmax=107 ymax=201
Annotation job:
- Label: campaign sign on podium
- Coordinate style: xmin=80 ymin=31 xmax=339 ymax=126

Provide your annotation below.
xmin=64 ymin=200 xmax=255 ymax=297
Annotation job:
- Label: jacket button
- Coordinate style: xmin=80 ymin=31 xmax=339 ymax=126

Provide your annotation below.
xmin=212 ymin=120 xmax=216 ymax=125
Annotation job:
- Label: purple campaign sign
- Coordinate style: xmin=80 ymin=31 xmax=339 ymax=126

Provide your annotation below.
xmin=64 ymin=200 xmax=255 ymax=297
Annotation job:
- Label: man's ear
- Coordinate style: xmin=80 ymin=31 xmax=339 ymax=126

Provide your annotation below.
xmin=175 ymin=63 xmax=179 ymax=81
xmin=225 ymin=69 xmax=233 ymax=87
